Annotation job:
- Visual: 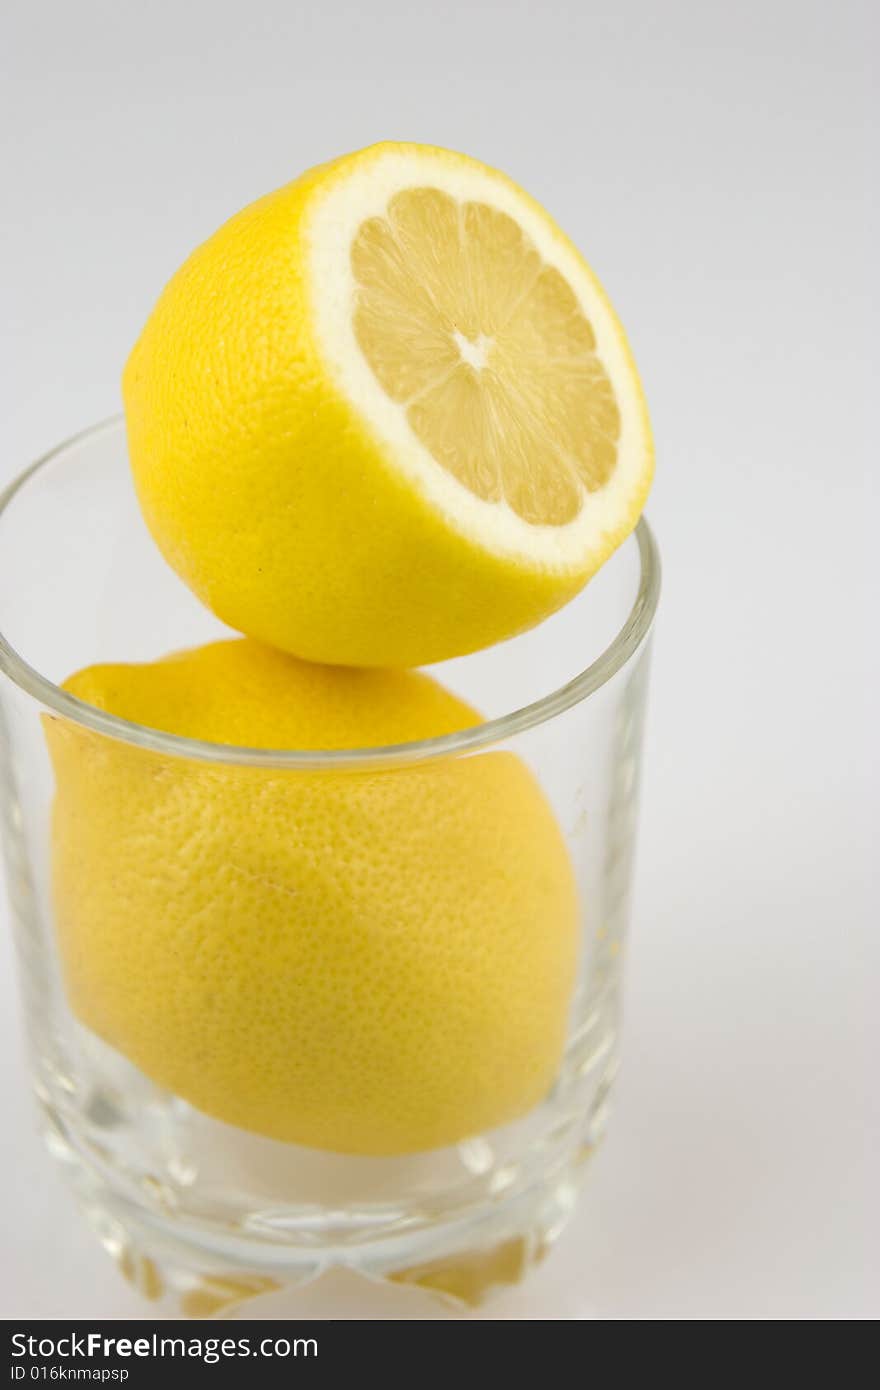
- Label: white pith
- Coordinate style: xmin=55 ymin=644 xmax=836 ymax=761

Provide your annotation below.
xmin=306 ymin=147 xmax=650 ymax=573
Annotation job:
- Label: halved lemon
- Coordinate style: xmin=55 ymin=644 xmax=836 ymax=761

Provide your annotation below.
xmin=124 ymin=142 xmax=653 ymax=666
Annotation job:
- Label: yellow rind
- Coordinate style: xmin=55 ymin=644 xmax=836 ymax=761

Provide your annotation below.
xmin=48 ymin=640 xmax=579 ymax=1154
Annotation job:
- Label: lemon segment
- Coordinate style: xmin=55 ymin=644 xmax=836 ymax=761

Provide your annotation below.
xmin=48 ymin=640 xmax=579 ymax=1155
xmin=124 ymin=143 xmax=653 ymax=667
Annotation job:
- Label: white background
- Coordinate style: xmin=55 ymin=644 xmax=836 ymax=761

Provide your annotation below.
xmin=1 ymin=0 xmax=876 ymax=1319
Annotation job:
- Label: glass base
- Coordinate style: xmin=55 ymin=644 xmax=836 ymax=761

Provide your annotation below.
xmin=40 ymin=1094 xmax=603 ymax=1316
xmin=24 ymin=939 xmax=620 ymax=1317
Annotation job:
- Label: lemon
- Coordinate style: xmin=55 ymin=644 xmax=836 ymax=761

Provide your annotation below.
xmin=124 ymin=142 xmax=652 ymax=667
xmin=48 ymin=639 xmax=578 ymax=1155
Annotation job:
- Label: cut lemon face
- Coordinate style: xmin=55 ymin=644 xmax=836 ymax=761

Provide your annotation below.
xmin=354 ymin=194 xmax=618 ymax=524
xmin=124 ymin=143 xmax=653 ymax=666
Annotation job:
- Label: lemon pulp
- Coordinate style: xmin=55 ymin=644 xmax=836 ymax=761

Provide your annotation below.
xmin=353 ymin=188 xmax=620 ymax=525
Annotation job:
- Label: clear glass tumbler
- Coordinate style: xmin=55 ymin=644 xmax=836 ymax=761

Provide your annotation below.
xmin=0 ymin=419 xmax=659 ymax=1317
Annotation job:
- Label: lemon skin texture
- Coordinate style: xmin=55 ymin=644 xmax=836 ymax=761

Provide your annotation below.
xmin=123 ymin=143 xmax=651 ymax=668
xmin=47 ymin=640 xmax=579 ymax=1155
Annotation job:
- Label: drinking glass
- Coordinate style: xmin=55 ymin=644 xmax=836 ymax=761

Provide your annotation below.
xmin=0 ymin=419 xmax=659 ymax=1316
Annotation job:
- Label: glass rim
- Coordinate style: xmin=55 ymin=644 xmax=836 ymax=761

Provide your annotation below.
xmin=0 ymin=416 xmax=661 ymax=770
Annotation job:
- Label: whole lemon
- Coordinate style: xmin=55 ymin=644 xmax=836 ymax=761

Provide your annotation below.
xmin=123 ymin=142 xmax=652 ymax=667
xmin=48 ymin=640 xmax=578 ymax=1155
